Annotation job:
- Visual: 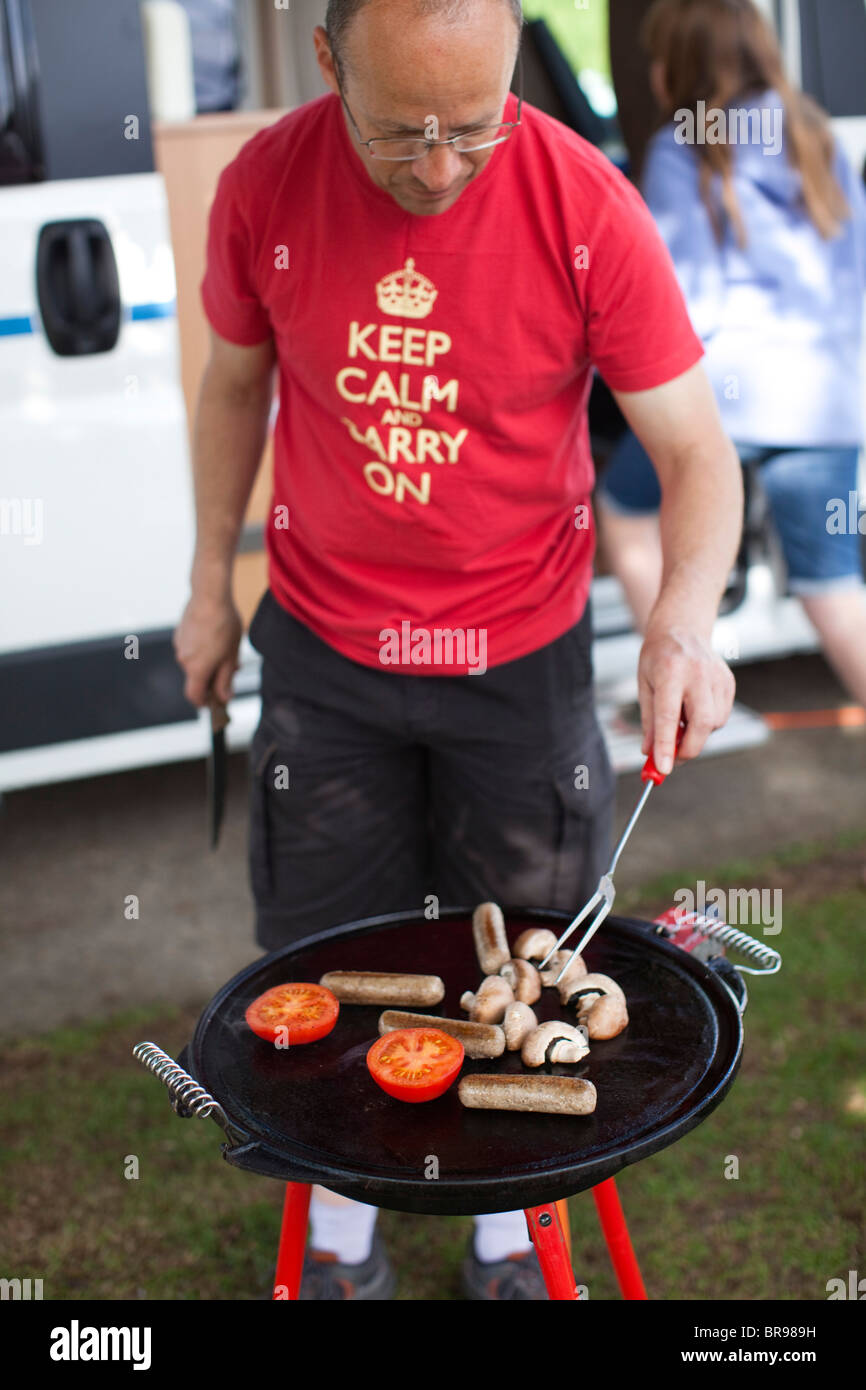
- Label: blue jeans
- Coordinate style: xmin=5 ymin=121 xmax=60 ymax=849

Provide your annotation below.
xmin=597 ymin=432 xmax=865 ymax=595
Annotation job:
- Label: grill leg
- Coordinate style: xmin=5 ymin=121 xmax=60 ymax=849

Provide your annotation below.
xmin=592 ymin=1177 xmax=647 ymax=1299
xmin=273 ymin=1182 xmax=312 ymax=1300
xmin=525 ymin=1203 xmax=580 ymax=1299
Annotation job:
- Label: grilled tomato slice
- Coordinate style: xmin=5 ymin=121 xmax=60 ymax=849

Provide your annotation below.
xmin=245 ymin=983 xmax=339 ymax=1044
xmin=366 ymin=1028 xmax=464 ymax=1102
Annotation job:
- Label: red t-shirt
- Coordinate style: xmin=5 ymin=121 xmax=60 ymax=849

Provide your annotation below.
xmin=201 ymin=91 xmax=703 ymax=675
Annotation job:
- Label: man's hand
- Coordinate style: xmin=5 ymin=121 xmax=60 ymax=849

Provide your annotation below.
xmin=173 ymin=592 xmax=242 ymax=708
xmin=638 ymin=623 xmax=735 ymax=774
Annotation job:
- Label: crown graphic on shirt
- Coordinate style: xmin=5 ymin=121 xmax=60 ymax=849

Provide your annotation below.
xmin=375 ymin=258 xmax=438 ymax=319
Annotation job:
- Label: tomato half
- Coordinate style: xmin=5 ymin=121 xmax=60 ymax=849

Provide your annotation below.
xmin=245 ymin=983 xmax=339 ymax=1045
xmin=367 ymin=1028 xmax=464 ymax=1103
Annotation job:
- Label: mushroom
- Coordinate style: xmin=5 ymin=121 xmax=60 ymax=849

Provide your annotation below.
xmin=513 ymin=928 xmax=559 ymax=964
xmin=502 ymin=1002 xmax=538 ymax=1051
xmin=498 ymin=958 xmax=542 ymax=1004
xmin=521 ymin=1020 xmax=590 ymax=1067
xmin=460 ymin=975 xmax=514 ymax=1024
xmin=565 ymin=973 xmax=629 ymax=1040
xmin=553 ymin=958 xmax=594 ymax=1003
xmin=539 ymin=950 xmax=587 ymax=988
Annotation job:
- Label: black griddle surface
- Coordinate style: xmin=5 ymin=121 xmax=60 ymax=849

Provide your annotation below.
xmin=186 ymin=909 xmax=744 ymax=1214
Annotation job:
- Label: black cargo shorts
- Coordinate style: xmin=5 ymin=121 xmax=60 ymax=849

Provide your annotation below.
xmin=247 ymin=591 xmax=616 ymax=953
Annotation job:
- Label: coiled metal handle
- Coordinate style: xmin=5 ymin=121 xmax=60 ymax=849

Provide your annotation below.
xmin=681 ymin=913 xmax=782 ymax=976
xmin=133 ymin=1041 xmax=247 ymax=1146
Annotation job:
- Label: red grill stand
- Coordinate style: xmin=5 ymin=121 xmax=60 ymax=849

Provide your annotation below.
xmin=272 ymin=1177 xmax=646 ymax=1301
xmin=273 ymin=1182 xmax=313 ymax=1301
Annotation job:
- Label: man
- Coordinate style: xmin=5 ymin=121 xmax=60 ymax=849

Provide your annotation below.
xmin=173 ymin=0 xmax=741 ymax=1299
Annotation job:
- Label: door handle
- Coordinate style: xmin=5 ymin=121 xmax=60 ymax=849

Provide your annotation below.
xmin=36 ymin=218 xmax=121 ymax=356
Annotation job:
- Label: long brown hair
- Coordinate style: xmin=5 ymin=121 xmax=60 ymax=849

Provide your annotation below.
xmin=642 ymin=0 xmax=850 ymax=247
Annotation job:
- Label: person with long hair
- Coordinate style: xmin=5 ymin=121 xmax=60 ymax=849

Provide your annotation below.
xmin=597 ymin=0 xmax=866 ymax=707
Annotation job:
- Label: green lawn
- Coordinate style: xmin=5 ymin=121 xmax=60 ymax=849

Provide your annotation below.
xmin=2 ymin=831 xmax=864 ymax=1300
xmin=522 ymin=0 xmax=611 ymax=81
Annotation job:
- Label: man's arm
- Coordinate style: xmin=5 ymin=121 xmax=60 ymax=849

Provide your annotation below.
xmin=173 ymin=327 xmax=277 ymax=707
xmin=611 ymin=361 xmax=743 ymax=774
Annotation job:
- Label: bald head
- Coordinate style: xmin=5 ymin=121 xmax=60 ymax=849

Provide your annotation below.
xmin=326 ymin=0 xmax=524 ymax=69
xmin=315 ymin=0 xmax=522 ymax=216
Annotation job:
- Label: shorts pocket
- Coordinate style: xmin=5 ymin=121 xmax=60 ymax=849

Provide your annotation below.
xmin=564 ymin=605 xmax=595 ymax=691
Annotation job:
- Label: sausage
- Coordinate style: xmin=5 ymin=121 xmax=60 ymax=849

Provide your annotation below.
xmin=458 ymin=1073 xmax=597 ymax=1115
xmin=378 ymin=1010 xmax=505 ymax=1059
xmin=472 ymin=901 xmax=510 ymax=975
xmin=318 ymin=971 xmax=444 ymax=1007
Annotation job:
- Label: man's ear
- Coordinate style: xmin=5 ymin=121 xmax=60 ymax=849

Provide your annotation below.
xmin=313 ymin=25 xmax=340 ymax=95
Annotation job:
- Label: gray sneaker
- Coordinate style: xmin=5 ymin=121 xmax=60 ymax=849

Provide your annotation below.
xmin=461 ymin=1239 xmax=549 ymax=1300
xmin=295 ymin=1231 xmax=396 ymax=1300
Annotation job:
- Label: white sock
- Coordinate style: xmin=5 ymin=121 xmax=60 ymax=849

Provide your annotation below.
xmin=473 ymin=1209 xmax=534 ymax=1263
xmin=308 ymin=1195 xmax=379 ymax=1265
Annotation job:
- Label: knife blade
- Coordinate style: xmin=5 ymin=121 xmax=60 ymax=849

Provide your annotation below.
xmin=207 ymin=693 xmax=230 ymax=850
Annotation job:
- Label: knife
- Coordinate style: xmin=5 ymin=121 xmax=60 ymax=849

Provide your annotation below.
xmin=206 ymin=692 xmax=230 ymax=850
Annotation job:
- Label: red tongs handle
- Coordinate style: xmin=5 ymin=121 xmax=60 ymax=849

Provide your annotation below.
xmin=641 ymin=716 xmax=687 ymax=785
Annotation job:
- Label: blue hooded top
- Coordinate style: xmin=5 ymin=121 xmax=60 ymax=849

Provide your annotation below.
xmin=641 ymin=90 xmax=866 ymax=446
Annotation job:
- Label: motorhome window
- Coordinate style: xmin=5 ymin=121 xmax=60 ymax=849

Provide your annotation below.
xmin=0 ymin=0 xmax=39 ymax=184
xmin=0 ymin=8 xmax=19 ymax=176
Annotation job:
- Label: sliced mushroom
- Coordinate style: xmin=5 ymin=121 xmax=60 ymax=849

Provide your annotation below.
xmin=513 ymin=928 xmax=559 ymax=964
xmin=498 ymin=958 xmax=542 ymax=1004
xmin=553 ymin=959 xmax=593 ymax=1002
xmin=540 ymin=950 xmax=587 ymax=988
xmin=565 ymin=973 xmax=629 ymax=1039
xmin=501 ymin=1002 xmax=538 ymax=1051
xmin=460 ymin=975 xmax=514 ymax=1024
xmin=521 ymin=1020 xmax=590 ymax=1067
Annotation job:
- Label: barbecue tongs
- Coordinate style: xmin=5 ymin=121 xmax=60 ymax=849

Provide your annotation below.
xmin=538 ymin=720 xmax=687 ymax=985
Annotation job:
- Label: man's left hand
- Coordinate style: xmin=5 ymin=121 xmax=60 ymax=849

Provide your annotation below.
xmin=637 ymin=624 xmax=735 ymax=776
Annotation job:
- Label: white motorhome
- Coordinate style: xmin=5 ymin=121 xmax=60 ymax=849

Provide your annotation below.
xmin=0 ymin=0 xmax=219 ymax=793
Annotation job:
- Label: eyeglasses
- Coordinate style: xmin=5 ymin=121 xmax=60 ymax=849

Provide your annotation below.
xmin=331 ymin=47 xmax=523 ymax=161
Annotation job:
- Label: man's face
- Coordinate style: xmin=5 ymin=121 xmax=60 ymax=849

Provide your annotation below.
xmin=315 ymin=0 xmax=519 ymax=217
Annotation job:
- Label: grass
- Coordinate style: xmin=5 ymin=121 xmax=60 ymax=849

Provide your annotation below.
xmin=522 ymin=0 xmax=611 ymax=82
xmin=1 ymin=831 xmax=864 ymax=1300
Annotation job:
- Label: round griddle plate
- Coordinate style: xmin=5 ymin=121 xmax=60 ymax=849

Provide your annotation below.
xmin=185 ymin=909 xmax=744 ymax=1215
